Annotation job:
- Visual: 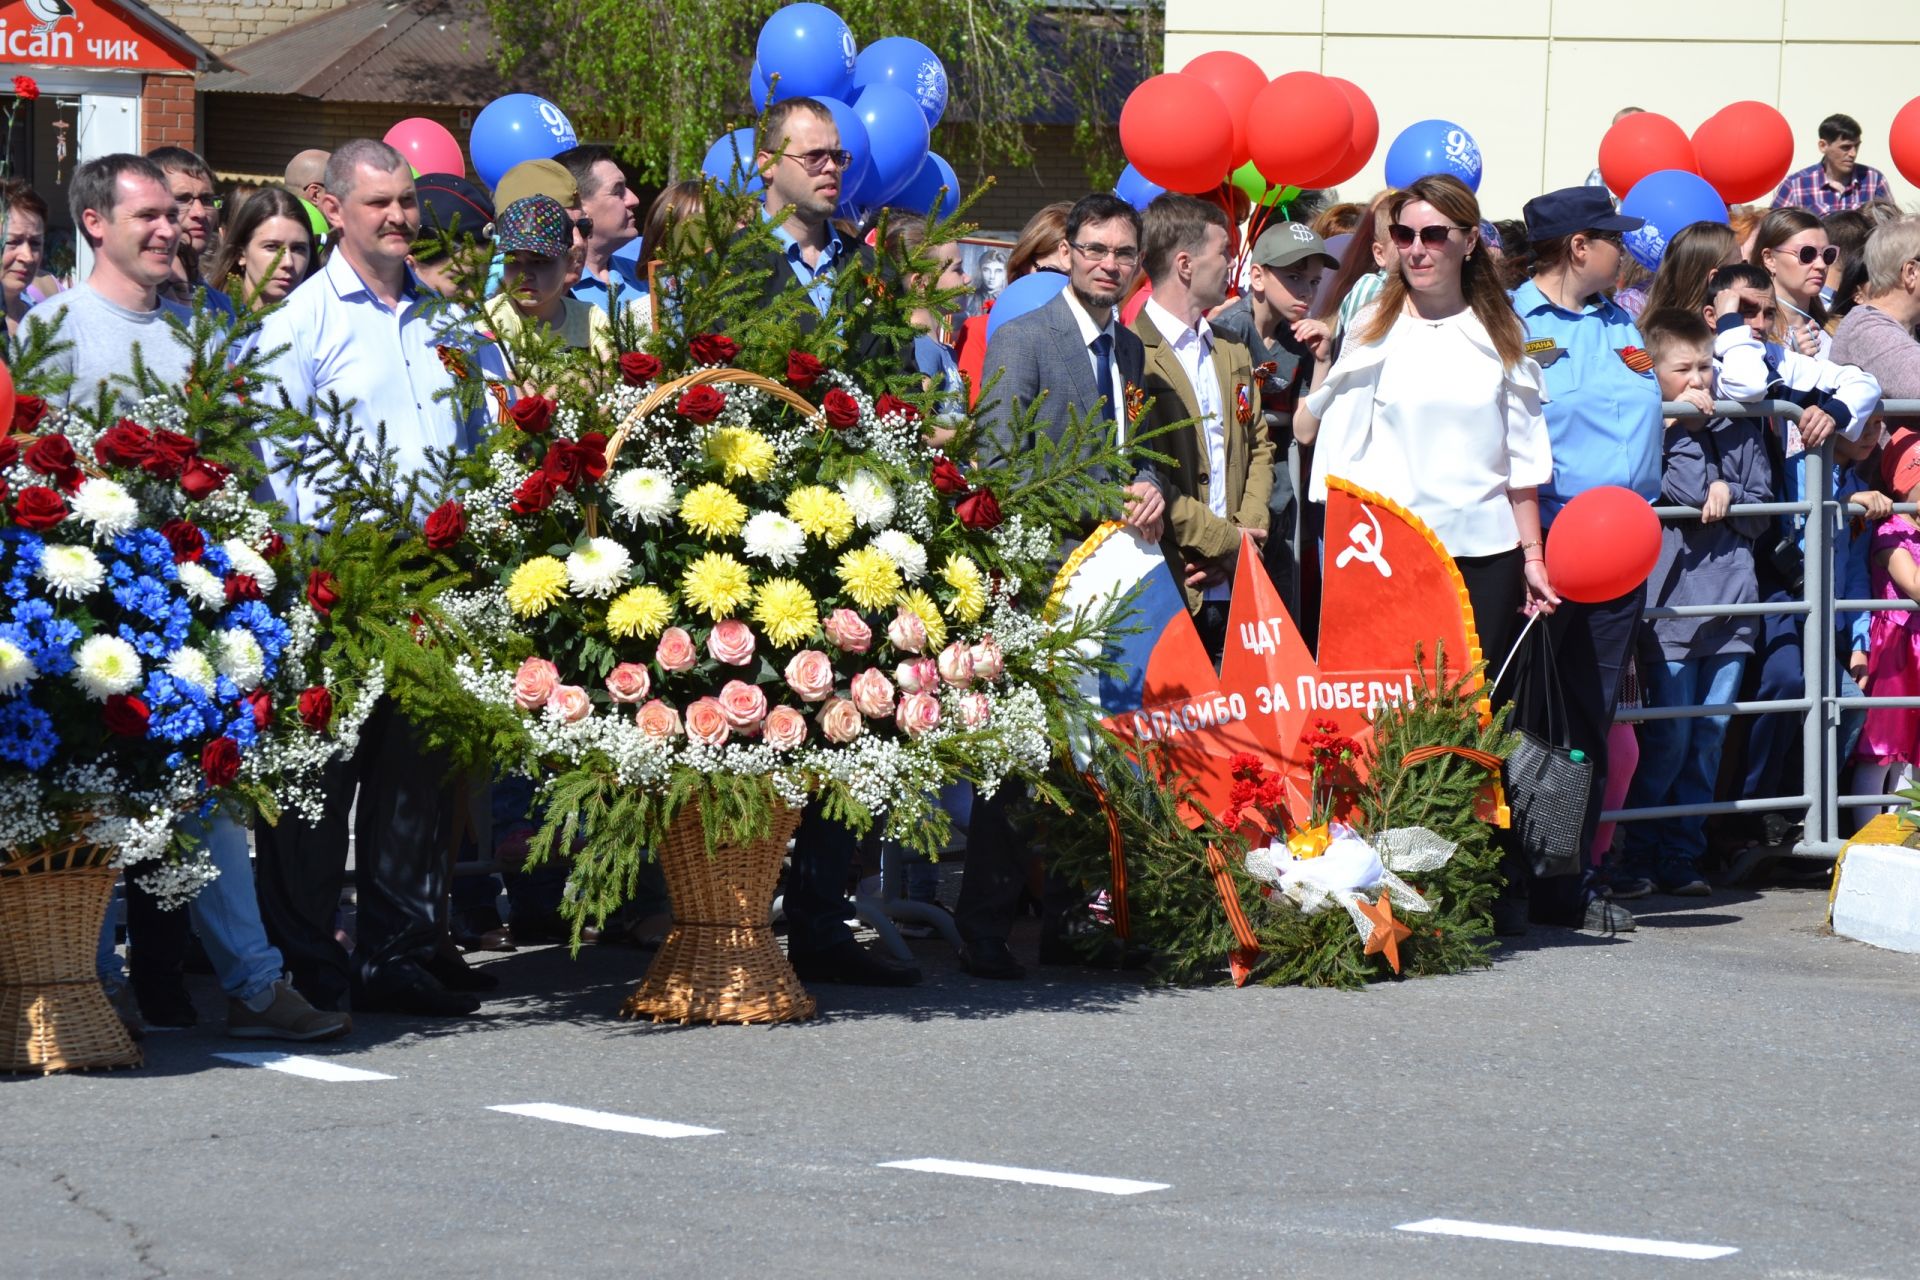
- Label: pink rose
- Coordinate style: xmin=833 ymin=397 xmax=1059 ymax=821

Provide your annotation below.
xmin=513 ymin=657 xmax=560 ymax=710
xmin=850 ymin=667 xmax=896 ymax=719
xmin=886 ymin=608 xmax=928 ymax=654
xmin=895 ymin=691 xmax=941 ymax=737
xmin=717 ymin=679 xmax=768 ymax=732
xmin=606 ymin=662 xmax=651 ymax=704
xmin=822 ymin=608 xmax=873 ymax=653
xmin=685 ymin=697 xmax=730 ymax=745
xmin=816 ymin=696 xmax=865 ymax=744
xmin=958 ymin=691 xmax=992 ymax=729
xmin=635 ymin=698 xmax=683 ymax=738
xmin=548 ymin=684 xmax=592 ymax=723
xmin=895 ymin=657 xmax=939 ymax=694
xmin=936 ymin=640 xmax=975 ymax=688
xmin=708 ymin=618 xmax=756 ymax=666
xmin=784 ymin=648 xmax=836 ymax=702
xmin=970 ymin=634 xmax=1005 ymax=681
xmin=655 ymin=626 xmax=697 ymax=672
xmin=763 ymin=705 xmax=808 ymax=750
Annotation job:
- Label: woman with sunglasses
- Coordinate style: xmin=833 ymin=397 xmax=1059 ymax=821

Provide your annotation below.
xmin=1752 ymin=208 xmax=1838 ymax=359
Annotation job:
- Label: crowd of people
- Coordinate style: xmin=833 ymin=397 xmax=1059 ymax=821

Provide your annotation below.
xmin=13 ymin=97 xmax=1920 ymax=1037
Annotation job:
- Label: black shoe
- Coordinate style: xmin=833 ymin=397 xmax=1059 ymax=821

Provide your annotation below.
xmin=132 ymin=979 xmax=197 ymax=1028
xmin=424 ymin=949 xmax=500 ymax=992
xmin=788 ymin=940 xmax=921 ymax=987
xmin=1491 ymin=897 xmax=1530 ymax=937
xmin=959 ymin=938 xmax=1026 ymax=980
xmin=507 ymin=911 xmax=599 ymax=946
xmin=353 ymin=964 xmax=482 ymax=1017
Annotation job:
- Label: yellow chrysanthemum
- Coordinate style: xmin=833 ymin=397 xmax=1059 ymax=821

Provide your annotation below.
xmin=940 ymin=554 xmax=988 ymax=623
xmin=681 ymin=551 xmax=753 ymax=619
xmin=606 ymin=584 xmax=673 ymax=640
xmin=836 ymin=546 xmax=903 ymax=611
xmin=895 ymin=586 xmax=948 ymax=649
xmin=753 ymin=578 xmax=819 ymax=647
xmin=786 ymin=485 xmax=857 ymax=547
xmin=679 ymin=482 xmax=748 ymax=539
xmin=504 ymin=556 xmax=569 ymax=618
xmin=706 ymin=427 xmax=777 ymax=483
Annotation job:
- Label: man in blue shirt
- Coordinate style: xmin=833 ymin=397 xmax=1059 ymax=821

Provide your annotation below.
xmin=1772 ymin=114 xmax=1892 ymax=215
xmin=753 ymin=97 xmax=854 ymax=317
xmin=553 ymin=145 xmax=646 ymax=314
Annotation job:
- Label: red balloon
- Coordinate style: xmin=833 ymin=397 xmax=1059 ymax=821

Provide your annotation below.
xmin=1182 ymin=50 xmax=1267 ymax=170
xmin=1889 ymin=96 xmax=1920 ymax=189
xmin=1691 ymin=102 xmax=1794 ymax=205
xmin=1119 ymin=73 xmax=1235 ymax=195
xmin=1597 ymin=112 xmax=1696 ymax=197
xmin=1303 ymin=75 xmax=1379 ymax=188
xmin=0 ymin=360 xmax=13 ymax=436
xmin=1544 ymin=486 xmax=1662 ymax=604
xmin=383 ymin=117 xmax=465 ymax=178
xmin=1247 ymin=72 xmax=1352 ymax=188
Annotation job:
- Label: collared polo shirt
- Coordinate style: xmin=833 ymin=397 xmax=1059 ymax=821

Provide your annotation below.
xmin=571 ymin=238 xmax=647 ymax=314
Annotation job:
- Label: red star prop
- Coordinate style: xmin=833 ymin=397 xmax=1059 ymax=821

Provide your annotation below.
xmin=1355 ymin=890 xmax=1413 ymax=974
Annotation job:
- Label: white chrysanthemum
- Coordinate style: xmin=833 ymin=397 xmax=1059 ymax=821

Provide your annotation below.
xmin=72 ymin=634 xmax=142 ymax=701
xmin=741 ymin=511 xmax=807 ymax=569
xmin=221 ymin=539 xmax=277 ymax=593
xmin=70 ymin=478 xmax=140 ymax=540
xmin=566 ymin=537 xmax=633 ymax=598
xmin=872 ymin=530 xmax=928 ymax=582
xmin=609 ymin=468 xmax=675 ymax=524
xmin=838 ymin=470 xmax=897 ymax=529
xmin=0 ymin=638 xmax=36 ymax=696
xmin=37 ymin=543 xmax=106 ymax=601
xmin=166 ymin=646 xmax=217 ymax=695
xmin=174 ymin=561 xmax=227 ymax=610
xmin=214 ymin=629 xmax=265 ymax=690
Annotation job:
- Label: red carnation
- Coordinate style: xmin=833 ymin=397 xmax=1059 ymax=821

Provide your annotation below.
xmin=577 ymin=432 xmax=610 ymax=482
xmin=200 ymin=737 xmax=241 ymax=788
xmin=142 ymin=430 xmax=197 ymax=481
xmin=306 ymin=569 xmax=340 ymax=616
xmin=689 ymin=333 xmax=739 ymax=365
xmin=23 ymin=434 xmax=81 ymax=491
xmin=508 ymin=396 xmax=555 ymax=434
xmin=930 ymin=455 xmax=968 ymax=495
xmin=510 ymin=471 xmax=557 ymax=515
xmin=786 ymin=350 xmax=824 ymax=390
xmin=224 ymin=573 xmax=261 ymax=603
xmin=12 ymin=77 xmax=38 ymax=102
xmin=423 ymin=500 xmax=467 ymax=549
xmin=10 ymin=394 xmax=45 ymax=434
xmin=875 ymin=393 xmax=919 ymax=423
xmin=12 ymin=485 xmax=65 ymax=530
xmin=298 ymin=686 xmax=333 ymax=732
xmin=955 ymin=486 xmax=1003 ymax=531
xmin=180 ymin=457 xmax=230 ymax=501
xmin=103 ymin=694 xmax=150 ymax=738
xmin=619 ymin=351 xmax=661 ymax=386
xmin=94 ymin=420 xmax=154 ymax=467
xmin=243 ymin=687 xmax=272 ymax=732
xmin=160 ymin=519 xmax=205 ymax=563
xmin=676 ymin=385 xmax=726 ymax=424
xmin=821 ymin=388 xmax=860 ymax=430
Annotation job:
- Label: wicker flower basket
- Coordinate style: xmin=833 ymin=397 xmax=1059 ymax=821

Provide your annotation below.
xmin=621 ymin=799 xmax=816 ymax=1025
xmin=0 ymin=833 xmax=143 ymax=1074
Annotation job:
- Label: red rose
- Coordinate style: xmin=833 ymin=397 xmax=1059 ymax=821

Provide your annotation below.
xmin=875 ymin=393 xmax=920 ymax=423
xmin=577 ymin=432 xmax=609 ymax=482
xmin=142 ymin=429 xmax=197 ymax=481
xmin=821 ymin=388 xmax=860 ymax=430
xmin=930 ymin=455 xmax=968 ymax=495
xmin=786 ymin=350 xmax=824 ymax=390
xmin=94 ymin=420 xmax=154 ymax=467
xmin=224 ymin=573 xmax=261 ymax=603
xmin=508 ymin=396 xmax=555 ymax=434
xmin=423 ymin=500 xmax=467 ymax=549
xmin=510 ymin=471 xmax=556 ymax=515
xmin=689 ymin=333 xmax=739 ymax=365
xmin=102 ymin=694 xmax=149 ymax=738
xmin=10 ymin=394 xmax=45 ymax=434
xmin=13 ymin=485 xmax=65 ymax=530
xmin=306 ymin=569 xmax=340 ymax=616
xmin=541 ymin=440 xmax=586 ymax=490
xmin=619 ymin=351 xmax=661 ymax=386
xmin=12 ymin=77 xmax=38 ymax=102
xmin=180 ymin=457 xmax=230 ymax=501
xmin=23 ymin=434 xmax=80 ymax=491
xmin=160 ymin=519 xmax=205 ymax=562
xmin=298 ymin=686 xmax=333 ymax=732
xmin=200 ymin=737 xmax=241 ymax=787
xmin=677 ymin=385 xmax=726 ymax=424
xmin=260 ymin=532 xmax=287 ymax=561
xmin=242 ymin=687 xmax=272 ymax=731
xmin=955 ymin=487 xmax=1003 ymax=531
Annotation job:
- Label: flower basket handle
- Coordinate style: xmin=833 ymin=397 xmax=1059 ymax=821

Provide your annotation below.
xmin=602 ymin=368 xmax=823 ymax=468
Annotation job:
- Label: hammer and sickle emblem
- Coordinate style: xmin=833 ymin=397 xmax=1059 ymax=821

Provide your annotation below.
xmin=1333 ymin=504 xmax=1392 ymax=579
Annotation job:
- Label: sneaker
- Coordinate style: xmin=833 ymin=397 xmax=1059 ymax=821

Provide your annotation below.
xmin=227 ymin=979 xmax=353 ymax=1042
xmin=1581 ymin=896 xmax=1637 ymax=934
xmin=1608 ymin=876 xmax=1655 ymax=900
xmin=1660 ymin=877 xmax=1712 ymax=897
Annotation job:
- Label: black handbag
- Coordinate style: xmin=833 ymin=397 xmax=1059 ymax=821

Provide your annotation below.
xmin=1494 ymin=616 xmax=1592 ymax=879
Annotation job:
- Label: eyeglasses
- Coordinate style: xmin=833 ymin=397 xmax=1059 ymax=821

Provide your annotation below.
xmin=783 ymin=148 xmax=852 ymax=173
xmin=1387 ymin=222 xmax=1466 ymax=249
xmin=1585 ymin=229 xmax=1623 ymax=247
xmin=1775 ymin=244 xmax=1839 ymax=266
xmin=1069 ymin=240 xmax=1140 ymax=267
xmin=176 ymin=193 xmax=221 ymax=212
xmin=573 ymin=217 xmax=593 ymax=240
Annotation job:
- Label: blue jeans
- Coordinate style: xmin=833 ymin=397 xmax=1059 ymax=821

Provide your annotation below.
xmin=1622 ymin=653 xmax=1748 ymax=884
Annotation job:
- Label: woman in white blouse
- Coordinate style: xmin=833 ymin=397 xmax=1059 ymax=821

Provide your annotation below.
xmin=1298 ymin=173 xmax=1558 ymax=668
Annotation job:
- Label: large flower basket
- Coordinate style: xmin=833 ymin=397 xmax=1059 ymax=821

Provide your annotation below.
xmin=0 ymin=833 xmax=141 ymax=1073
xmin=621 ymin=798 xmax=814 ymax=1025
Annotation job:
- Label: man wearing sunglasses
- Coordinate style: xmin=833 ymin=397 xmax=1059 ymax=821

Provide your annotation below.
xmin=752 ymin=97 xmax=858 ymax=321
xmin=1772 ymin=113 xmax=1891 ymax=216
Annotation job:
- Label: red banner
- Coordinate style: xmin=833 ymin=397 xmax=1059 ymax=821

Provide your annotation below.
xmin=0 ymin=0 xmax=195 ymax=73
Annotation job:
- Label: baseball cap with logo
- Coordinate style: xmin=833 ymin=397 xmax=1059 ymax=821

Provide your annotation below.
xmin=495 ymin=194 xmax=574 ymax=261
xmin=1251 ymin=222 xmax=1339 ymax=272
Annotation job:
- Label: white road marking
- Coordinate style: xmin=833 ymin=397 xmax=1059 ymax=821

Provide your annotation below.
xmin=487 ymin=1103 xmax=722 ymax=1138
xmin=210 ymin=1052 xmax=395 ymax=1082
xmin=1396 ymin=1218 xmax=1738 ymax=1260
xmin=879 ymin=1158 xmax=1168 ymax=1196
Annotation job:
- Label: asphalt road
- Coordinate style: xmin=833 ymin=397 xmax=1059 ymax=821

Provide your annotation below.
xmin=6 ymin=880 xmax=1919 ymax=1280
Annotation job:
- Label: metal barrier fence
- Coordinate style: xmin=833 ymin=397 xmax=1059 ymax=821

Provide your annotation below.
xmin=1603 ymin=398 xmax=1920 ymax=861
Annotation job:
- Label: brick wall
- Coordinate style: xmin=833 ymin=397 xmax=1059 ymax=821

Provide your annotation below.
xmin=140 ymin=73 xmax=198 ymax=153
xmin=147 ymin=0 xmax=354 ymax=57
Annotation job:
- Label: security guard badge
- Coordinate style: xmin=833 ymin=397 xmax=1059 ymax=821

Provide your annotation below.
xmin=1523 ymin=337 xmax=1565 ymax=368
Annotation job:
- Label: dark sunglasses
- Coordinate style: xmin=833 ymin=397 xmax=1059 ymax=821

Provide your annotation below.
xmin=1387 ymin=222 xmax=1465 ymax=248
xmin=784 ymin=148 xmax=853 ymax=173
xmin=1780 ymin=244 xmax=1839 ymax=266
xmin=573 ymin=216 xmax=593 ymax=240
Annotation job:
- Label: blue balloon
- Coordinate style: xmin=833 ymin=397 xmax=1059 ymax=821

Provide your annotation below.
xmin=756 ymin=3 xmax=856 ymax=103
xmin=812 ymin=96 xmax=872 ymax=208
xmin=1113 ymin=164 xmax=1166 ymax=213
xmin=470 ymin=94 xmax=579 ymax=190
xmin=701 ymin=128 xmax=764 ymax=195
xmin=890 ymin=151 xmax=960 ymax=219
xmin=849 ymin=83 xmax=930 ymax=208
xmin=1619 ymin=170 xmax=1729 ymax=270
xmin=1383 ymin=119 xmax=1482 ymax=193
xmin=986 ymin=271 xmax=1069 ymax=341
xmin=751 ymin=62 xmax=771 ymax=111
xmin=852 ymin=36 xmax=948 ymax=128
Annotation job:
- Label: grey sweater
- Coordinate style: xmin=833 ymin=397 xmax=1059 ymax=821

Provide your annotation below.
xmin=1647 ymin=415 xmax=1773 ymax=662
xmin=21 ymin=283 xmax=193 ymax=412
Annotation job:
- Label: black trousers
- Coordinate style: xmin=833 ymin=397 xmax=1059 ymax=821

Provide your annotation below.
xmin=783 ymin=803 xmax=861 ymax=957
xmin=252 ymin=697 xmax=450 ymax=1007
xmin=1455 ymin=547 xmax=1529 ymax=682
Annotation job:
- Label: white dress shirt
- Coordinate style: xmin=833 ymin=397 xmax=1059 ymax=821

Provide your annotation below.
xmin=1061 ymin=287 xmax=1128 ymax=440
xmin=1144 ymin=297 xmax=1231 ymax=599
